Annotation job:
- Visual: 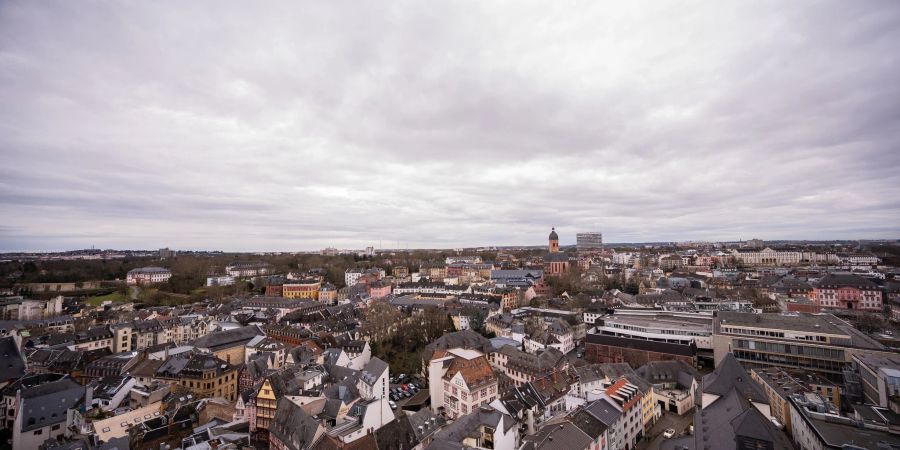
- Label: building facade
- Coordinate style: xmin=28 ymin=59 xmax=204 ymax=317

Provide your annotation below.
xmin=713 ymin=311 xmax=890 ymax=383
xmin=429 ymin=348 xmax=499 ymax=420
xmin=282 ymin=279 xmax=321 ymax=300
xmin=576 ymin=232 xmax=603 ymax=253
xmin=126 ymin=267 xmax=172 ymax=285
xmin=812 ymin=273 xmax=883 ymax=312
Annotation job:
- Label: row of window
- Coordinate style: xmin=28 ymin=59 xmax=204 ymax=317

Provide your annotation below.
xmin=734 ymin=339 xmax=845 ymax=359
xmin=33 ymin=424 xmax=61 ymax=436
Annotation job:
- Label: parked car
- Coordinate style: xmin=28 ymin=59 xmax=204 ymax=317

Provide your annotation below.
xmin=663 ymin=429 xmax=676 ymax=439
xmin=389 ymin=400 xmax=397 ymax=410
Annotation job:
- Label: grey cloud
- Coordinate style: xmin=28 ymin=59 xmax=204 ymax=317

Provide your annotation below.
xmin=1 ymin=0 xmax=899 ymax=251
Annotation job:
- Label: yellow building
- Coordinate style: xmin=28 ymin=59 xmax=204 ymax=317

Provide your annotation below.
xmin=638 ymin=381 xmax=659 ymax=431
xmin=282 ymin=279 xmax=321 ymax=300
xmin=499 ymin=289 xmax=519 ymax=312
xmin=155 ymin=352 xmax=239 ymax=402
xmin=255 ymin=378 xmax=278 ymax=438
xmin=317 ymin=283 xmax=337 ymax=303
xmin=750 ymin=366 xmax=840 ymax=434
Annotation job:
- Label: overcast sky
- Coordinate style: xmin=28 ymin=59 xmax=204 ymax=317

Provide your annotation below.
xmin=1 ymin=1 xmax=899 ymax=252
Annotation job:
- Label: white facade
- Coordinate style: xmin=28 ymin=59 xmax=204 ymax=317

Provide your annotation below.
xmin=731 ymin=248 xmax=801 ymax=266
xmin=594 ymin=311 xmax=714 ymax=350
xmin=612 ymin=253 xmax=637 ymax=266
xmin=1 ymin=296 xmax=64 ymax=321
xmin=345 ymin=269 xmax=364 ymax=286
xmin=126 ymin=267 xmax=172 ymax=285
xmin=206 ymin=276 xmax=236 ymax=286
xmin=225 ymin=263 xmax=270 ymax=277
xmin=90 ymin=377 xmax=136 ymax=412
xmin=576 ymin=232 xmax=603 ymax=251
xmin=344 ymin=268 xmax=386 ymax=286
xmin=842 ymin=254 xmax=880 ymax=267
xmin=429 ymin=348 xmax=499 ymax=420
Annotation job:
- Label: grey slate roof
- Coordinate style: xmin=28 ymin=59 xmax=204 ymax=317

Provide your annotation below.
xmin=407 ymin=408 xmax=446 ymax=442
xmin=636 ymin=360 xmax=700 ymax=389
xmin=817 ymin=273 xmax=879 ymax=289
xmin=359 ymin=357 xmax=388 ymax=386
xmin=20 ymin=376 xmax=85 ymax=432
xmin=192 ymin=325 xmax=264 ymax=351
xmin=427 ymin=406 xmax=516 ymax=449
xmin=373 ymin=414 xmax=419 ymax=450
xmin=585 ymin=397 xmax=621 ymax=428
xmin=570 ymin=408 xmax=609 ymax=440
xmin=268 ymin=397 xmax=321 ymax=450
xmin=701 ymin=353 xmax=768 ymax=405
xmin=423 ymin=330 xmax=494 ymax=361
xmin=662 ymin=388 xmax=793 ymax=450
xmin=0 ymin=336 xmax=26 ymax=383
xmin=523 ymin=420 xmax=592 ymax=450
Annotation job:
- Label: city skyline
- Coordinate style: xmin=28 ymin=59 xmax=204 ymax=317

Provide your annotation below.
xmin=2 ymin=232 xmax=896 ymax=255
xmin=2 ymin=1 xmax=899 ymax=252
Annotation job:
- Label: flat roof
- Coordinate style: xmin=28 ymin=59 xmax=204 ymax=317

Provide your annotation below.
xmin=804 ymin=412 xmax=897 ymax=449
xmin=93 ymin=402 xmax=162 ymax=442
xmin=603 ymin=314 xmax=712 ymax=331
xmin=852 ymin=350 xmax=900 ymax=371
xmin=717 ymin=312 xmax=885 ymax=350
xmin=718 ymin=312 xmax=845 ymax=334
xmin=751 ymin=367 xmax=808 ymax=400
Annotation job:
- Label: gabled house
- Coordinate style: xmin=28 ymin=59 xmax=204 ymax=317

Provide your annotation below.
xmin=10 ymin=375 xmax=85 ymax=450
xmin=661 ymin=353 xmax=792 ymax=450
xmin=86 ymin=375 xmax=136 ymax=411
xmin=268 ymin=396 xmax=324 ymax=450
xmin=635 ymin=360 xmax=700 ymax=415
xmin=428 ymin=348 xmax=498 ymax=420
xmin=426 ymin=405 xmax=520 ymax=450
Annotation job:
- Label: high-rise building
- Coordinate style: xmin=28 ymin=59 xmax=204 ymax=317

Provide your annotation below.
xmin=576 ymin=232 xmax=603 ymax=252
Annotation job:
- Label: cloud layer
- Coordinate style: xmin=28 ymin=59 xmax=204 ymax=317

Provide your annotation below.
xmin=1 ymin=1 xmax=899 ymax=251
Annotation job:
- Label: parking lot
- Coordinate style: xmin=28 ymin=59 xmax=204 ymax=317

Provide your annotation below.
xmin=388 ymin=374 xmax=426 ymax=412
xmin=636 ymin=409 xmax=694 ymax=450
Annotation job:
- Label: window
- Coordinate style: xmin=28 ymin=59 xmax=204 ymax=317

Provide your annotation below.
xmin=34 ymin=429 xmax=43 ymax=435
xmin=52 ymin=424 xmax=60 ymax=431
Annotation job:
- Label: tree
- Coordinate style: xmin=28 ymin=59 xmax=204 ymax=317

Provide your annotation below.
xmin=462 ymin=306 xmax=487 ymax=334
xmin=360 ymin=301 xmax=401 ymax=342
xmin=421 ymin=306 xmax=452 ymax=343
xmin=624 ymin=278 xmax=640 ymax=295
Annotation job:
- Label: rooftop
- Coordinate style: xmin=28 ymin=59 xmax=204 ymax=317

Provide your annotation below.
xmin=717 ymin=311 xmax=886 ymax=350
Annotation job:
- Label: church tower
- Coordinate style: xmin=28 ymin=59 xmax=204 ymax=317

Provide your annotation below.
xmin=549 ymin=227 xmax=559 ymax=253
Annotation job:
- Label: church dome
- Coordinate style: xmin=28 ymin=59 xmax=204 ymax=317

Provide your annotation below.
xmin=549 ymin=228 xmax=559 ymax=241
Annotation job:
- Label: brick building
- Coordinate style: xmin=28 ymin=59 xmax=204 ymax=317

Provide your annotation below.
xmin=585 ymin=333 xmax=697 ymax=368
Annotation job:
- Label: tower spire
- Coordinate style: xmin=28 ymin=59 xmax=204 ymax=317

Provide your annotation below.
xmin=548 ymin=227 xmax=559 ymax=253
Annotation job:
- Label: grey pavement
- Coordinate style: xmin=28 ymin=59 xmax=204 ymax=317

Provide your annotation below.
xmin=637 ymin=409 xmax=694 ymax=450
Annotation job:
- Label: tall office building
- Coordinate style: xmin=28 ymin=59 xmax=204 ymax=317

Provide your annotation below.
xmin=576 ymin=232 xmax=603 ymax=252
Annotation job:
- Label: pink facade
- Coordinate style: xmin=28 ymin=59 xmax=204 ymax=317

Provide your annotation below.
xmin=545 ymin=261 xmax=569 ymax=275
xmin=814 ymin=286 xmax=882 ymax=311
xmin=367 ymin=283 xmax=392 ymax=299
